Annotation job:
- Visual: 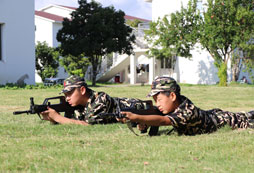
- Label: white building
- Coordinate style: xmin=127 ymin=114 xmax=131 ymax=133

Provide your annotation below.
xmin=0 ymin=0 xmax=35 ymax=85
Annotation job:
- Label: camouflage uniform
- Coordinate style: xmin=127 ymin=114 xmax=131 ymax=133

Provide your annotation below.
xmin=79 ymin=91 xmax=146 ymax=124
xmin=148 ymin=76 xmax=254 ymax=135
xmin=62 ymin=75 xmax=145 ymax=124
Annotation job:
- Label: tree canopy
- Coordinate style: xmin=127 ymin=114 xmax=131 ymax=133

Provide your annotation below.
xmin=59 ymin=54 xmax=90 ymax=78
xmin=201 ymin=0 xmax=254 ymax=85
xmin=35 ymin=41 xmax=60 ymax=81
xmin=145 ymin=0 xmax=201 ymax=69
xmin=57 ymin=0 xmax=135 ymax=85
xmin=126 ymin=19 xmax=143 ymax=28
xmin=145 ymin=0 xmax=254 ymax=85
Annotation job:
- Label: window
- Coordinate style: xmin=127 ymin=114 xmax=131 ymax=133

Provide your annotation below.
xmin=165 ymin=58 xmax=171 ymax=68
xmin=160 ymin=58 xmax=164 ymax=68
xmin=0 ymin=24 xmax=2 ymax=61
xmin=160 ymin=56 xmax=177 ymax=69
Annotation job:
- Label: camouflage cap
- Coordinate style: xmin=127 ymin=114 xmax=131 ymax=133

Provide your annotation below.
xmin=61 ymin=75 xmax=87 ymax=93
xmin=147 ymin=76 xmax=180 ymax=97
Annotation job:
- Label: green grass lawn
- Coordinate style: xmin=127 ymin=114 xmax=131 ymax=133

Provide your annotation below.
xmin=0 ymin=84 xmax=254 ymax=172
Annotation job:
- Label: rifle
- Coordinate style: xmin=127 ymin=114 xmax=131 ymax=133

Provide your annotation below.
xmin=98 ymin=99 xmax=163 ymax=136
xmin=13 ymin=96 xmax=82 ymax=119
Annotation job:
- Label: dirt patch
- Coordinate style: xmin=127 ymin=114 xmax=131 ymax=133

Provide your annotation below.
xmin=0 ymin=105 xmax=26 ymax=113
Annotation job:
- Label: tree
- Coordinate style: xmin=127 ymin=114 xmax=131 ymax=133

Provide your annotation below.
xmin=242 ymin=46 xmax=254 ymax=83
xmin=145 ymin=0 xmax=254 ymax=86
xmin=244 ymin=57 xmax=254 ymax=83
xmin=145 ymin=0 xmax=201 ymax=69
xmin=232 ymin=46 xmax=254 ymax=83
xmin=126 ymin=19 xmax=143 ymax=28
xmin=57 ymin=0 xmax=135 ymax=86
xmin=35 ymin=41 xmax=60 ymax=81
xmin=200 ymin=0 xmax=254 ymax=85
xmin=231 ymin=50 xmax=243 ymax=82
xmin=59 ymin=54 xmax=90 ymax=78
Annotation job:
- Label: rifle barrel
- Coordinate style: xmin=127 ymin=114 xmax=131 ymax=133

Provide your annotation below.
xmin=13 ymin=110 xmax=30 ymax=115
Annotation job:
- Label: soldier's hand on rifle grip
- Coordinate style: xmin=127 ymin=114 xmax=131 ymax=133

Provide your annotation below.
xmin=115 ymin=112 xmax=127 ymax=123
xmin=40 ymin=106 xmax=58 ymax=123
xmin=119 ymin=111 xmax=139 ymax=123
xmin=116 ymin=116 xmax=126 ymax=123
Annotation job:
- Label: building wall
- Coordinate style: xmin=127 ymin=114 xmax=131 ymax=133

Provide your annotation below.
xmin=52 ymin=22 xmax=69 ymax=79
xmin=52 ymin=23 xmax=62 ymax=47
xmin=0 ymin=0 xmax=35 ymax=85
xmin=151 ymin=0 xmax=189 ymax=21
xmin=175 ymin=46 xmax=219 ymax=84
xmin=35 ymin=18 xmax=54 ymax=46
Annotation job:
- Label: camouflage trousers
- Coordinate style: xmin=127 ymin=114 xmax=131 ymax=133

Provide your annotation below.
xmin=211 ymin=109 xmax=254 ymax=129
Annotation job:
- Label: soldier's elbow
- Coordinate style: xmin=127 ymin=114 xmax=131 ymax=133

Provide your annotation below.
xmin=160 ymin=116 xmax=171 ymax=126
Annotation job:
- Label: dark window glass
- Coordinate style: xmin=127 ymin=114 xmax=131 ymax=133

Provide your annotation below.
xmin=160 ymin=58 xmax=164 ymax=68
xmin=165 ymin=58 xmax=171 ymax=68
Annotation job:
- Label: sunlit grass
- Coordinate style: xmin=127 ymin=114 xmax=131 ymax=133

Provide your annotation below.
xmin=0 ymin=84 xmax=254 ymax=172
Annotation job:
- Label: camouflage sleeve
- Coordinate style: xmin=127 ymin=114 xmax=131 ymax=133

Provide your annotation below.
xmin=167 ymin=112 xmax=188 ymax=129
xmin=168 ymin=102 xmax=196 ymax=125
xmin=85 ymin=92 xmax=116 ymax=124
xmin=90 ymin=92 xmax=114 ymax=116
xmin=165 ymin=102 xmax=203 ymax=135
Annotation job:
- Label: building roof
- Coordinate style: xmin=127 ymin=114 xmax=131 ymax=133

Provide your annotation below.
xmin=35 ymin=11 xmax=64 ymax=22
xmin=37 ymin=4 xmax=74 ymax=12
xmin=124 ymin=15 xmax=150 ymax=22
xmin=58 ymin=5 xmax=150 ymax=22
xmin=35 ymin=4 xmax=151 ymax=23
xmin=58 ymin=5 xmax=77 ymax=10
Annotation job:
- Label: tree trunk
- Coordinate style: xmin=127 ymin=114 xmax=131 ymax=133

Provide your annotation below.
xmin=90 ymin=55 xmax=102 ymax=86
xmin=231 ymin=58 xmax=242 ymax=82
xmin=91 ymin=63 xmax=97 ymax=86
xmin=218 ymin=61 xmax=227 ymax=86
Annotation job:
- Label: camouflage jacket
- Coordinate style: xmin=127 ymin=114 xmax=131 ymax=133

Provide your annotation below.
xmin=78 ymin=90 xmax=145 ymax=124
xmin=167 ymin=95 xmax=254 ymax=135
